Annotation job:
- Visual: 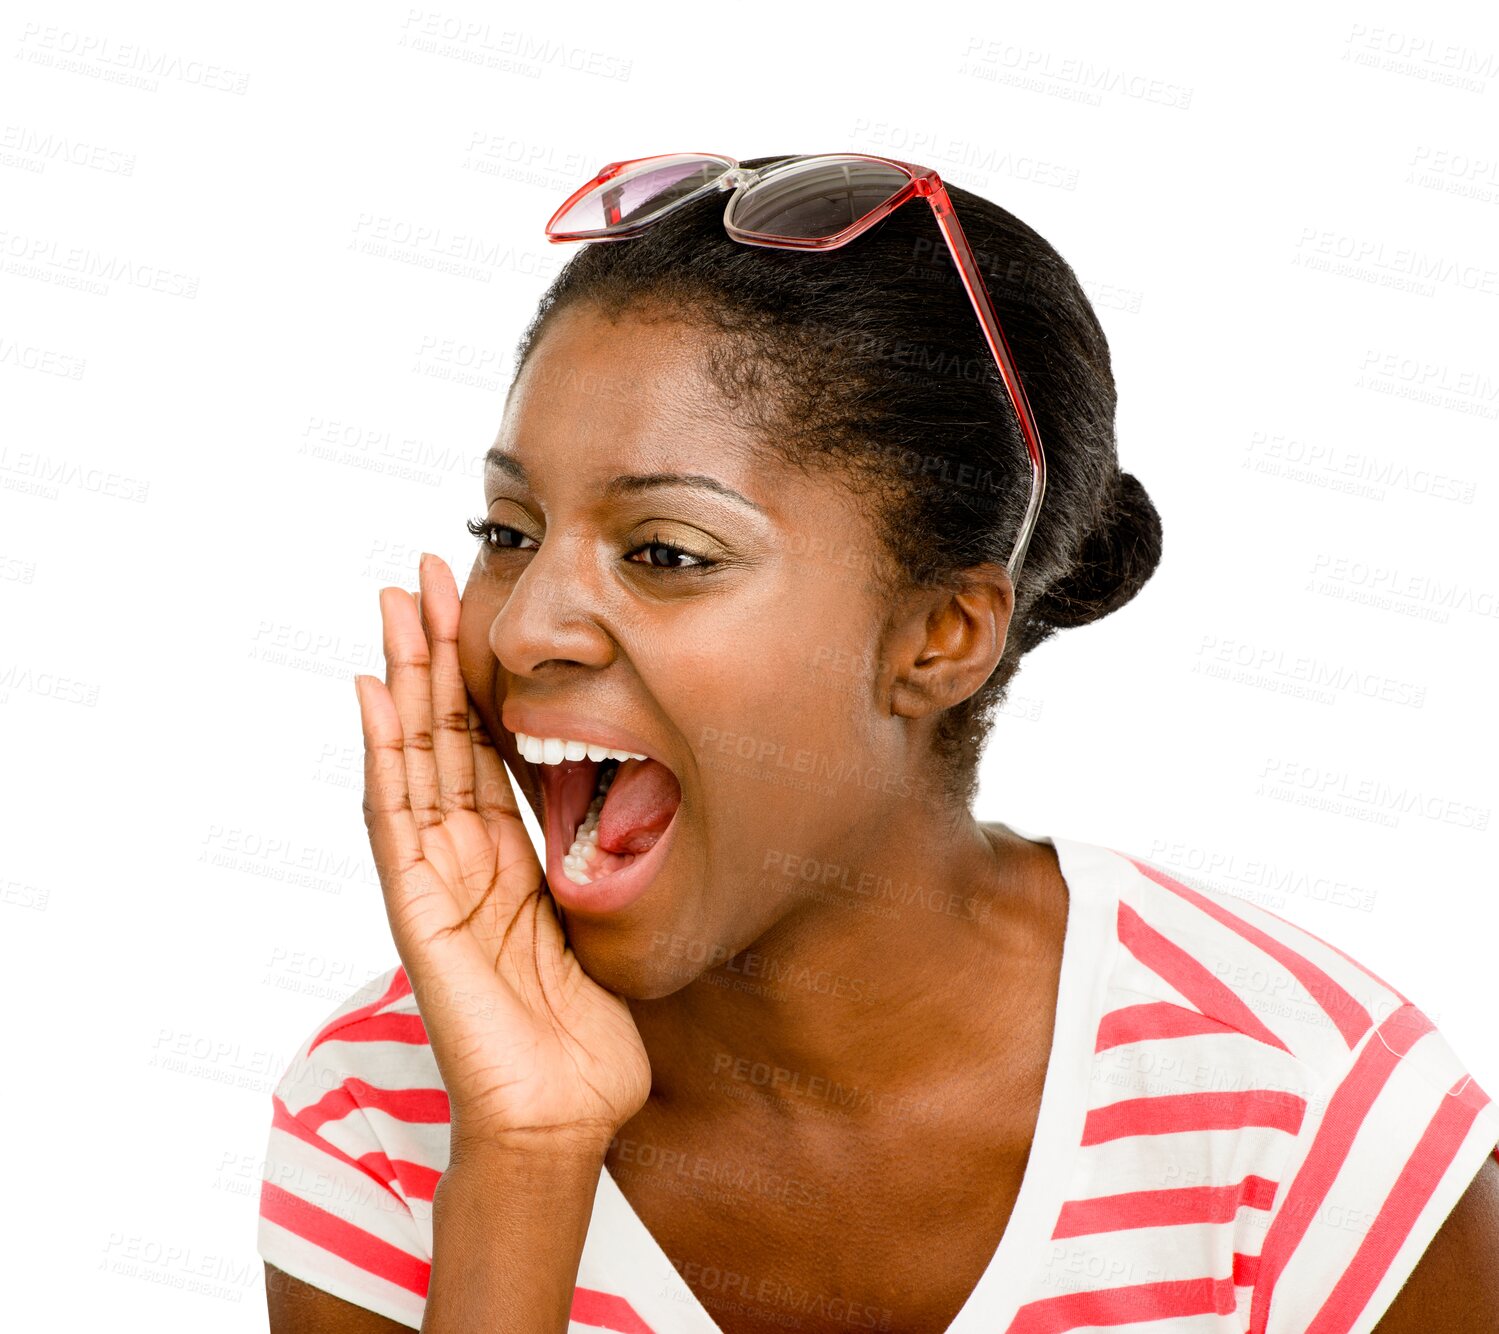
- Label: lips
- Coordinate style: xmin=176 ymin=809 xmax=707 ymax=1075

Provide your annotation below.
xmin=500 ymin=706 xmax=662 ymax=767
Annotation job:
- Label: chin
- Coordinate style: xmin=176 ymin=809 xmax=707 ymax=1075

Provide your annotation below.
xmin=562 ymin=914 xmax=710 ymax=1001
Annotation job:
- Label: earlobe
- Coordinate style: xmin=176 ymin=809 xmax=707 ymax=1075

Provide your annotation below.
xmin=888 ymin=674 xmax=934 ymax=720
xmin=890 ymin=656 xmax=993 ymax=720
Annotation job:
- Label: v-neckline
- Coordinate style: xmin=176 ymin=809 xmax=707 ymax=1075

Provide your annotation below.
xmin=589 ymin=831 xmax=1113 ymax=1334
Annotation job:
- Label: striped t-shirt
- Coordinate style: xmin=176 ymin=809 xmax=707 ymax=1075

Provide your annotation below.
xmin=256 ymin=833 xmax=1499 ymax=1333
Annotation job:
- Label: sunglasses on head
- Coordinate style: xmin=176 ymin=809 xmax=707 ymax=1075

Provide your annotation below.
xmin=545 ymin=152 xmax=1048 ymax=591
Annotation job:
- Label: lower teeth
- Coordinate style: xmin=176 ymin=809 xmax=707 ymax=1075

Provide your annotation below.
xmin=562 ymin=760 xmax=618 ymax=886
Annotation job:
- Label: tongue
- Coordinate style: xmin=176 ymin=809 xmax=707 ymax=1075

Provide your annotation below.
xmin=597 ymin=758 xmax=681 ymax=855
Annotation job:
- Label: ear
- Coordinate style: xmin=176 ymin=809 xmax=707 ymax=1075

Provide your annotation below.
xmin=885 ymin=562 xmax=1014 ymax=720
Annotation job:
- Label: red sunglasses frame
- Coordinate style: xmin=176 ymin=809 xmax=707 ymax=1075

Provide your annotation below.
xmin=544 ymin=152 xmax=1048 ymax=591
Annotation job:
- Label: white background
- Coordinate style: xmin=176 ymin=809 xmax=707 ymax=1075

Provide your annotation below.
xmin=3 ymin=0 xmax=1496 ymax=1326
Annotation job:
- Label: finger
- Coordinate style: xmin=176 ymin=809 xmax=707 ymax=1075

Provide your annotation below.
xmin=418 ymin=553 xmax=477 ymax=817
xmin=355 ymin=673 xmax=426 ymax=891
xmin=468 ymin=699 xmax=523 ymax=828
xmin=379 ymin=586 xmax=442 ymax=831
xmin=466 ymin=699 xmax=545 ymax=918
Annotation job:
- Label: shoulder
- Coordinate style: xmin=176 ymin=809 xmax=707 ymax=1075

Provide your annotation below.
xmin=1062 ymin=835 xmax=1499 ymax=1333
xmin=1097 ymin=840 xmax=1409 ymax=1077
xmin=257 ymin=964 xmax=448 ymax=1329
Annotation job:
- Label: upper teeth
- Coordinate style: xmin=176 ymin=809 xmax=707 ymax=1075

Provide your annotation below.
xmin=514 ymin=732 xmax=647 ymax=765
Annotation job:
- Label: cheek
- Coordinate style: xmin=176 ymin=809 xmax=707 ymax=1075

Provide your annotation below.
xmin=686 ymin=626 xmax=854 ymax=785
xmin=456 ymin=586 xmax=498 ymax=699
xmin=694 ymin=589 xmax=870 ymax=725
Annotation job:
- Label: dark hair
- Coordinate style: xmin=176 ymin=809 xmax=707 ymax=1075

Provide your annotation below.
xmin=510 ymin=157 xmax=1163 ymax=810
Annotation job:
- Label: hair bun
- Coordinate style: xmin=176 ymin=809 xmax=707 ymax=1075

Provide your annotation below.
xmin=1034 ymin=470 xmax=1162 ymax=629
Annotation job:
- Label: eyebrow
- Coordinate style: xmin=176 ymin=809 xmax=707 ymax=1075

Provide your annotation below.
xmin=484 ymin=448 xmax=767 ymax=516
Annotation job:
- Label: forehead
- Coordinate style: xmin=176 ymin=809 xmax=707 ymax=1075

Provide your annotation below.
xmin=497 ymin=302 xmax=746 ymax=466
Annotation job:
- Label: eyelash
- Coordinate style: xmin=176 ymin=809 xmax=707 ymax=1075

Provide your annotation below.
xmin=465 ymin=517 xmax=720 ymax=575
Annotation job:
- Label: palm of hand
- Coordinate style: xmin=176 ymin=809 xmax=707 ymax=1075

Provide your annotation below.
xmin=354 ymin=554 xmax=651 ymax=1152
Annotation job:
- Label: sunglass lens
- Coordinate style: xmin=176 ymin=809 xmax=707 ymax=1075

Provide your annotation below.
xmin=552 ymin=155 xmax=731 ymax=234
xmin=727 ymin=158 xmax=911 ymax=240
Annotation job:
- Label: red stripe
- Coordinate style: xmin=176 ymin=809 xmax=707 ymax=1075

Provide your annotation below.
xmin=1053 ymin=1174 xmax=1278 ymax=1238
xmin=259 ymin=1180 xmax=430 ymax=1298
xmin=350 ymin=1149 xmax=442 ymax=1205
xmin=1233 ymin=1251 xmax=1259 ymax=1286
xmin=312 ymin=1012 xmax=430 ymax=1047
xmin=270 ymin=1096 xmax=406 ymax=1207
xmin=1083 ymin=1089 xmax=1307 ymax=1145
xmin=386 ymin=1157 xmax=442 ymax=1204
xmin=569 ymin=1287 xmax=658 ymax=1333
xmin=1008 ymin=1275 xmax=1238 ymax=1334
xmin=271 ymin=1099 xmax=442 ymax=1206
xmin=310 ymin=968 xmax=414 ymax=1053
xmin=1096 ymin=1001 xmax=1244 ymax=1052
xmin=1246 ymin=1004 xmax=1434 ymax=1334
xmin=1304 ymin=1076 xmax=1493 ymax=1334
xmin=1117 ymin=902 xmax=1291 ymax=1054
xmin=296 ymin=1077 xmax=450 ymax=1133
xmin=1126 ymin=857 xmax=1374 ymax=1047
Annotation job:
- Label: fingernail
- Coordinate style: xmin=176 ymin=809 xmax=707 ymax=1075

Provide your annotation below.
xmin=352 ymin=674 xmax=364 ymax=701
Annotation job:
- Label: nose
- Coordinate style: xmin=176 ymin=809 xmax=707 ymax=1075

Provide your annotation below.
xmin=486 ymin=537 xmax=617 ymax=677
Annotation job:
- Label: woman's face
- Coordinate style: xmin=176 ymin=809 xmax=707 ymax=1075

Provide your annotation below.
xmin=457 ymin=300 xmax=942 ymax=998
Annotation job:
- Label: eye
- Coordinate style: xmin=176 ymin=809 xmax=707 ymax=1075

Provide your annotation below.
xmin=466 ymin=516 xmax=538 ymax=553
xmin=625 ymin=531 xmax=718 ymax=573
xmin=465 ymin=517 xmax=720 ymax=575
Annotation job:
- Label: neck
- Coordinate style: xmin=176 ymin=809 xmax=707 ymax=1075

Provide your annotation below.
xmin=627 ymin=808 xmax=1066 ymax=1136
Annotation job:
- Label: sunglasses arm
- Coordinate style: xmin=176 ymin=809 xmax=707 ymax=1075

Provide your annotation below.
xmin=924 ymin=188 xmax=1048 ymax=588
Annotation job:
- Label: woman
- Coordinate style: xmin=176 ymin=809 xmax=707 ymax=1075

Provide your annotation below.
xmin=258 ymin=155 xmax=1499 ymax=1332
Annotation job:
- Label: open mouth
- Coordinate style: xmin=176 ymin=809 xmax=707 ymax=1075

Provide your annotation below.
xmin=524 ymin=741 xmax=684 ymax=914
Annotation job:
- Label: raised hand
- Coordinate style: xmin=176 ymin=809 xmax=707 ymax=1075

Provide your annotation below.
xmin=353 ymin=553 xmax=650 ymax=1158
